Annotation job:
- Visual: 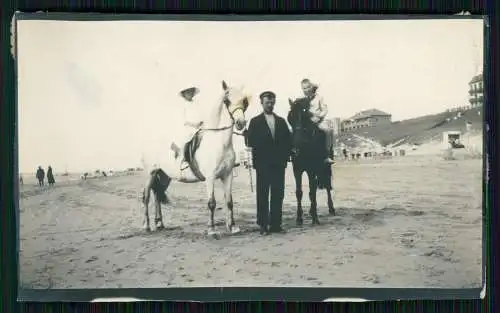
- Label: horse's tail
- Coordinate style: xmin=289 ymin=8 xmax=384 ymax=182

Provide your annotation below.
xmin=151 ymin=169 xmax=171 ymax=204
xmin=317 ymin=163 xmax=332 ymax=190
xmin=156 ymin=188 xmax=169 ymax=205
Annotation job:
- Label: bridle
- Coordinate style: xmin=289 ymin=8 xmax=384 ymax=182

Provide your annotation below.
xmin=201 ymin=89 xmax=249 ymax=134
xmin=291 ymin=99 xmax=312 ymax=133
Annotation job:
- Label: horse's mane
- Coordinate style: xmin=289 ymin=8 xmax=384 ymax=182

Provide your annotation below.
xmin=294 ymin=96 xmax=311 ymax=108
xmin=288 ymin=97 xmax=313 ymax=130
xmin=197 ymin=84 xmax=249 ymax=127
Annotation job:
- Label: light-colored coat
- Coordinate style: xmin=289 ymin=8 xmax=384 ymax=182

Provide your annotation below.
xmin=308 ymin=92 xmax=330 ymax=131
xmin=174 ymin=98 xmax=204 ymax=146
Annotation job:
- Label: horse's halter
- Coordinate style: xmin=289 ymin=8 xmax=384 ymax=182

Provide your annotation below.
xmin=202 ymin=89 xmax=249 ymax=132
xmin=292 ymin=100 xmax=308 ymax=130
xmin=225 ymin=89 xmax=249 ymax=116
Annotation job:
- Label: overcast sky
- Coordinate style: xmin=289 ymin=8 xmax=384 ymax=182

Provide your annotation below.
xmin=17 ymin=18 xmax=483 ymax=173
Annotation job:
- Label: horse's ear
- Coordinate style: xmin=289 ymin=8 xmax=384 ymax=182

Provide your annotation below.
xmin=222 ymin=80 xmax=228 ymax=91
xmin=243 ymin=95 xmax=252 ymax=109
xmin=288 ymin=98 xmax=293 ymax=106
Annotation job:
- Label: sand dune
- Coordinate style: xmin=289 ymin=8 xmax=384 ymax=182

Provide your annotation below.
xmin=19 ymin=156 xmax=482 ymax=289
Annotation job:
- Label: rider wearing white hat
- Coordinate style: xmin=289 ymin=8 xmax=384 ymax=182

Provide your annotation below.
xmin=171 ymin=86 xmax=203 ymax=159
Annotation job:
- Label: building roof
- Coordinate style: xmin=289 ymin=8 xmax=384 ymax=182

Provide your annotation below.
xmin=348 ymin=109 xmax=392 ymax=121
xmin=469 ymin=73 xmax=483 ymax=84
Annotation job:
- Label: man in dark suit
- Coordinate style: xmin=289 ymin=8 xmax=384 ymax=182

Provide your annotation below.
xmin=245 ymin=91 xmax=292 ymax=235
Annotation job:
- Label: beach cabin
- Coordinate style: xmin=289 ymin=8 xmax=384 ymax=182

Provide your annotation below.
xmin=442 ymin=131 xmax=464 ymax=149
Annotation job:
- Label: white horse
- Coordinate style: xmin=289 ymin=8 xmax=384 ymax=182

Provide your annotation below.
xmin=141 ymin=81 xmax=250 ymax=235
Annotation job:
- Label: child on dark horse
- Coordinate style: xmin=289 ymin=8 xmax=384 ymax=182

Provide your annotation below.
xmin=300 ymin=78 xmax=335 ymax=164
xmin=170 ymin=86 xmax=203 ymax=160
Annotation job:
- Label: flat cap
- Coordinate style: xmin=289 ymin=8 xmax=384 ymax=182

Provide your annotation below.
xmin=259 ymin=91 xmax=276 ymax=101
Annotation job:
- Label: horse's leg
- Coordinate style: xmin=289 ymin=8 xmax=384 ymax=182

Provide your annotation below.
xmin=293 ymin=167 xmax=304 ymax=226
xmin=154 ymin=192 xmax=164 ymax=231
xmin=326 ymin=188 xmax=335 ymax=215
xmin=142 ymin=181 xmax=152 ymax=232
xmin=221 ymin=172 xmax=238 ymax=234
xmin=326 ymin=165 xmax=335 ymax=215
xmin=206 ymin=178 xmax=217 ymax=235
xmin=307 ymin=170 xmax=320 ymax=225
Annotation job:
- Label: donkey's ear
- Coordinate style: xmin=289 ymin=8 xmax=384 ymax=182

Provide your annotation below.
xmin=222 ymin=80 xmax=228 ymax=91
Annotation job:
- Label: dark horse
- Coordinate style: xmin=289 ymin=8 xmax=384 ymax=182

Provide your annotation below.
xmin=287 ymin=97 xmax=335 ymax=226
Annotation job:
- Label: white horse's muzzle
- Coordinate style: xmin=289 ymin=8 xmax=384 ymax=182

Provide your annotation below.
xmin=233 ymin=109 xmax=247 ymax=130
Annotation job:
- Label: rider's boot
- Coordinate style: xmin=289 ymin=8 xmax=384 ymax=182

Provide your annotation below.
xmin=324 ymin=156 xmax=335 ymax=164
xmin=325 ymin=147 xmax=335 ymax=164
xmin=323 ymin=132 xmax=335 ymax=164
xmin=171 ymin=142 xmax=182 ymax=159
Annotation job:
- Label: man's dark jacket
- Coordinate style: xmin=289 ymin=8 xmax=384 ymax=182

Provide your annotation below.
xmin=244 ymin=112 xmax=292 ymax=170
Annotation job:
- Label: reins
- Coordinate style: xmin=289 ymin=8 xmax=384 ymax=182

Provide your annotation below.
xmin=201 ymin=120 xmax=246 ymax=136
xmin=201 ymin=124 xmax=235 ymax=132
xmin=198 ymin=92 xmax=247 ymax=134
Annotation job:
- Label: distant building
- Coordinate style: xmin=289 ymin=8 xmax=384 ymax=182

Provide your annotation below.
xmin=326 ymin=117 xmax=342 ymax=136
xmin=468 ymin=73 xmax=483 ymax=107
xmin=341 ymin=109 xmax=392 ymax=132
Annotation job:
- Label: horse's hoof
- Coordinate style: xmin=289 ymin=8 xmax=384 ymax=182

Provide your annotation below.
xmin=207 ymin=228 xmax=218 ymax=237
xmin=156 ymin=224 xmax=165 ymax=231
xmin=329 ymin=209 xmax=336 ymax=216
xmin=296 ymin=219 xmax=303 ymax=227
xmin=144 ymin=226 xmax=151 ymax=233
xmin=312 ymin=220 xmax=320 ymax=226
xmin=230 ymin=225 xmax=241 ymax=234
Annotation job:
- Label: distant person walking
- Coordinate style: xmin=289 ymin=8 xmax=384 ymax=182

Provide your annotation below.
xmin=47 ymin=166 xmax=55 ymax=186
xmin=19 ymin=175 xmax=24 ymax=186
xmin=36 ymin=166 xmax=45 ymax=186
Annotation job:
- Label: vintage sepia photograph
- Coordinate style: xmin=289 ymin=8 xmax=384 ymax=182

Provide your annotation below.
xmin=17 ymin=16 xmax=483 ymax=289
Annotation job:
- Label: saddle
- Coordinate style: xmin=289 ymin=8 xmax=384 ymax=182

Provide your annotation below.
xmin=180 ymin=130 xmax=206 ymax=182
